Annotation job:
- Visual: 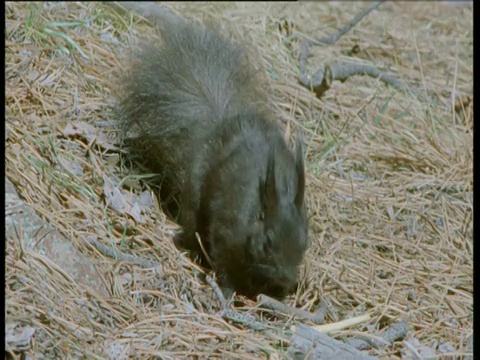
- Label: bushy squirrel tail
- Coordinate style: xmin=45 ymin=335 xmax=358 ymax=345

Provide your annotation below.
xmin=116 ymin=3 xmax=265 ymax=141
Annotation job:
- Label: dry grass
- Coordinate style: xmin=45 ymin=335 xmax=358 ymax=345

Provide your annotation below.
xmin=5 ymin=2 xmax=472 ymax=359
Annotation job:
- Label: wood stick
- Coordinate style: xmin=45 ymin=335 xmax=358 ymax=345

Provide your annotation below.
xmin=288 ymin=324 xmax=378 ymax=360
xmin=313 ymin=1 xmax=386 ymax=46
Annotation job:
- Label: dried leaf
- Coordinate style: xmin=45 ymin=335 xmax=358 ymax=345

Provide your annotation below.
xmin=63 ymin=122 xmax=119 ymax=151
xmin=57 ymin=155 xmax=84 ymax=177
xmin=103 ymin=174 xmax=153 ymax=223
xmin=5 ymin=322 xmax=35 ymax=351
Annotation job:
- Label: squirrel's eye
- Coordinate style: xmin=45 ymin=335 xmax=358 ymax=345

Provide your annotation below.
xmin=257 ymin=212 xmax=265 ymax=221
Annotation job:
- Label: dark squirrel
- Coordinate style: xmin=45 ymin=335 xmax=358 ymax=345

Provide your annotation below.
xmin=116 ymin=9 xmax=308 ymax=300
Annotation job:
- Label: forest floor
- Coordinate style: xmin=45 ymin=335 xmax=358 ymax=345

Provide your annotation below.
xmin=6 ymin=2 xmax=472 ymax=359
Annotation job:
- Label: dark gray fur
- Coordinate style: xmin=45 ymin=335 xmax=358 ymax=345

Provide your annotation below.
xmin=117 ymin=15 xmax=308 ymax=299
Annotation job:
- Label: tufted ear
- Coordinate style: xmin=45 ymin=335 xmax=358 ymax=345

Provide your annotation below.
xmin=294 ymin=136 xmax=305 ymax=209
xmin=260 ymin=150 xmax=278 ymax=213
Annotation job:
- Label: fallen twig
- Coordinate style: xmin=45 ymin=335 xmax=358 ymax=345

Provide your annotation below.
xmin=312 ymin=1 xmax=386 ymax=46
xmin=260 ymin=292 xmax=408 ymax=355
xmin=205 ymin=274 xmax=230 ymax=310
xmin=298 ymin=1 xmax=385 ymax=98
xmin=302 ymin=60 xmax=440 ymax=103
xmin=299 ymin=0 xmax=385 ymax=85
xmin=298 ymin=1 xmax=441 ymax=106
xmin=258 ymin=294 xmax=327 ymax=324
xmin=220 ymin=308 xmax=268 ymax=332
xmin=87 ymin=238 xmax=161 ymax=269
xmin=205 ymin=275 xmax=268 ymax=331
xmin=288 ymin=324 xmax=378 ymax=360
xmin=346 ymin=321 xmax=409 ymax=350
xmin=309 ymin=312 xmax=373 ymax=334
